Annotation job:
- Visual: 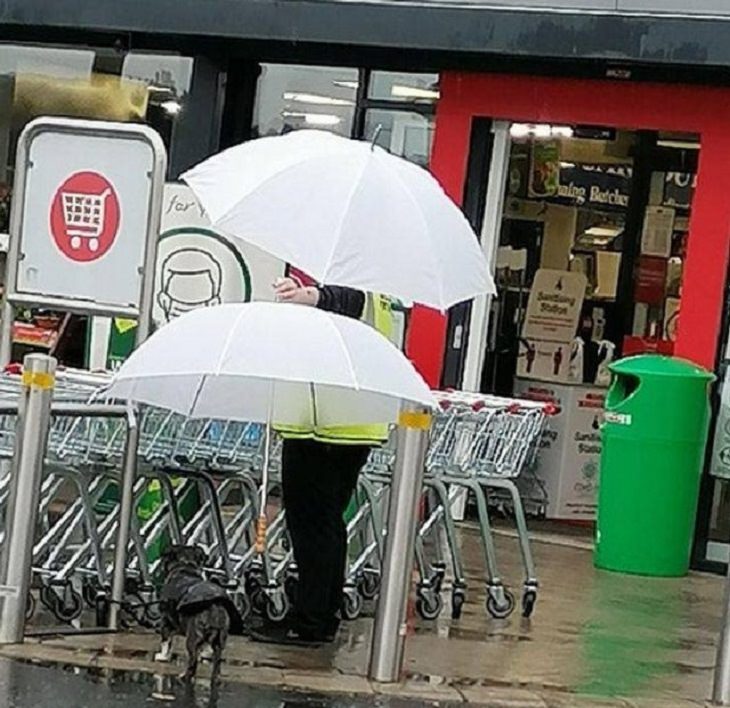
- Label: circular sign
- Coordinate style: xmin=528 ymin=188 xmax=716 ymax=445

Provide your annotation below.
xmin=153 ymin=227 xmax=251 ymax=328
xmin=49 ymin=171 xmax=120 ymax=262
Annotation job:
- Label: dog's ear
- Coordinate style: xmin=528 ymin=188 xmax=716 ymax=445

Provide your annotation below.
xmin=194 ymin=546 xmax=207 ymax=568
xmin=160 ymin=545 xmax=179 ymax=575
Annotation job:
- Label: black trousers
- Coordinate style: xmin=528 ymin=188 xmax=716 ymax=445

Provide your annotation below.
xmin=281 ymin=438 xmax=371 ymax=634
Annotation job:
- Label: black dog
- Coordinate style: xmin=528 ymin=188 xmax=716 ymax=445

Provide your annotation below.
xmin=156 ymin=545 xmax=243 ymax=684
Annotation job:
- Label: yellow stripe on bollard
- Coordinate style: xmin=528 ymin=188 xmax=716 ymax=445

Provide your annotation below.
xmin=398 ymin=411 xmax=432 ymax=430
xmin=21 ymin=371 xmax=55 ymax=391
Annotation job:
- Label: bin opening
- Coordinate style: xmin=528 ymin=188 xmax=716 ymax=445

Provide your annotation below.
xmin=606 ymin=372 xmax=640 ymax=410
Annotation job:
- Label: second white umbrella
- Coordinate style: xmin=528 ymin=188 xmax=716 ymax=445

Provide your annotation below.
xmin=104 ymin=301 xmax=435 ymax=424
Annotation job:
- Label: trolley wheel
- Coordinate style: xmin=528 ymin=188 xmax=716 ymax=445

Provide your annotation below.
xmin=265 ymin=592 xmax=289 ymax=624
xmin=521 ymin=590 xmax=537 ymax=619
xmin=451 ymin=589 xmax=466 ymax=620
xmin=53 ymin=588 xmax=84 ymax=623
xmin=244 ymin=572 xmax=262 ymax=598
xmin=284 ymin=575 xmax=299 ymax=606
xmin=143 ymin=599 xmax=162 ymax=628
xmin=95 ymin=594 xmax=110 ymax=628
xmin=431 ymin=564 xmax=446 ymax=593
xmin=341 ymin=591 xmax=363 ymax=621
xmin=119 ymin=593 xmax=145 ymax=628
xmin=486 ymin=587 xmax=515 ymax=620
xmin=416 ymin=591 xmax=443 ymax=621
xmin=39 ymin=585 xmax=56 ymax=612
xmin=234 ymin=592 xmax=251 ymax=621
xmin=82 ymin=582 xmax=100 ymax=608
xmin=251 ymin=588 xmax=267 ymax=616
xmin=25 ymin=592 xmax=36 ymax=622
xmin=357 ymin=571 xmax=379 ymax=601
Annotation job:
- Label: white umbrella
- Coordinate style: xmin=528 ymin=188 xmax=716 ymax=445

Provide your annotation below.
xmin=104 ymin=302 xmax=435 ymax=550
xmin=181 ymin=130 xmax=494 ymax=311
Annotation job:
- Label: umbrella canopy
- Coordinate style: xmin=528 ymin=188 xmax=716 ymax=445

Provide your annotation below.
xmin=103 ymin=302 xmax=435 ymax=425
xmin=181 ymin=130 xmax=495 ymax=311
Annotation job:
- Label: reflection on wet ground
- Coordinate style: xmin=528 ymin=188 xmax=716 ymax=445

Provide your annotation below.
xmin=3 ymin=523 xmax=723 ymax=706
xmin=0 ymin=656 xmax=433 ymax=707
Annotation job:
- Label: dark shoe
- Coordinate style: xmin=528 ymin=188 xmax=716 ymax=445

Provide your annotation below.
xmin=249 ymin=622 xmax=335 ymax=646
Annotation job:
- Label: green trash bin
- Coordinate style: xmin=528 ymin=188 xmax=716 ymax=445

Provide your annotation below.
xmin=595 ymin=355 xmax=714 ymax=577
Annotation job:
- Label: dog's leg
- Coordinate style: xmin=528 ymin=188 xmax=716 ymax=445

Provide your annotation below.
xmin=209 ymin=611 xmax=229 ymax=690
xmin=155 ymin=620 xmax=174 ymax=663
xmin=183 ymin=622 xmax=201 ymax=683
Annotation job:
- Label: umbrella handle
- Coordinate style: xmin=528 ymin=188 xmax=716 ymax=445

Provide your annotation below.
xmin=255 ymin=513 xmax=267 ymax=554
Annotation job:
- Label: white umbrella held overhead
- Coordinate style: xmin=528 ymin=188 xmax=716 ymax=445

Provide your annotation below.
xmin=104 ymin=302 xmax=435 ymax=550
xmin=181 ymin=130 xmax=495 ymax=311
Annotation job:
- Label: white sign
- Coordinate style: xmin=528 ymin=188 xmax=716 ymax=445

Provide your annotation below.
xmin=154 ymin=184 xmax=283 ymax=328
xmin=15 ymin=120 xmax=165 ymax=310
xmin=518 ymin=269 xmax=587 ymax=384
xmin=641 ymin=206 xmax=675 ymax=258
xmin=523 ymin=269 xmax=587 ymax=343
xmin=515 ymin=379 xmax=604 ymax=521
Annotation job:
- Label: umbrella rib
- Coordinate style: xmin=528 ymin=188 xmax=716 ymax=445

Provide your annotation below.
xmin=188 ymin=374 xmax=209 ymax=417
xmin=328 ymin=316 xmax=360 ymax=392
xmin=321 ymin=149 xmax=372 ymax=279
xmin=384 ymin=155 xmax=446 ymax=310
xmin=215 ymin=307 xmax=250 ymax=375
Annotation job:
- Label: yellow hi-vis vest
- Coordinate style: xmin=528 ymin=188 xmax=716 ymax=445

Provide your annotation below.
xmin=275 ymin=293 xmax=394 ymax=445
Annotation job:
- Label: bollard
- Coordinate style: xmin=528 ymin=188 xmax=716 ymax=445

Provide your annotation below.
xmin=108 ymin=407 xmax=139 ymax=630
xmin=368 ymin=405 xmax=431 ymax=683
xmin=0 ymin=354 xmax=56 ymax=644
xmin=713 ymin=561 xmax=730 ymax=704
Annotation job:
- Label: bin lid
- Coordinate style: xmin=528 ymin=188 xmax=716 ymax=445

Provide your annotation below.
xmin=609 ymin=355 xmax=713 ymax=380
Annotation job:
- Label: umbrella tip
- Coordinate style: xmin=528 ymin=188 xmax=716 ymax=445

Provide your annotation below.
xmin=370 ymin=124 xmax=383 ymax=151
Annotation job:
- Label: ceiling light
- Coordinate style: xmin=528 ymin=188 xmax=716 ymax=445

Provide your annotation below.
xmin=160 ymin=100 xmax=182 ymax=116
xmin=510 ymin=123 xmax=531 ymax=138
xmin=656 ymin=139 xmax=700 ymax=150
xmin=333 ymin=80 xmax=359 ymax=90
xmin=551 ymin=125 xmax=574 ymax=138
xmin=390 ymin=85 xmax=440 ymax=101
xmin=283 ymin=92 xmax=354 ymax=107
xmin=282 ymin=111 xmax=341 ymax=126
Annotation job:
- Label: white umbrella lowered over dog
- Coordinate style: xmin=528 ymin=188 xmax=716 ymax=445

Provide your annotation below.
xmin=181 ymin=130 xmax=495 ymax=311
xmin=103 ymin=302 xmax=435 ymax=550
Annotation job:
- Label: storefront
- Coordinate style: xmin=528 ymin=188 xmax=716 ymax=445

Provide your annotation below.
xmin=411 ymin=72 xmax=730 ymax=568
xmin=3 ymin=1 xmax=730 ymax=569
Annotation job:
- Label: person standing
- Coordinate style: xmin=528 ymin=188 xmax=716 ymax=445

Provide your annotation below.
xmin=250 ymin=277 xmax=391 ymax=646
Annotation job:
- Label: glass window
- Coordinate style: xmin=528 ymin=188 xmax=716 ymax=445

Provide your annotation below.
xmin=364 ymin=109 xmax=434 ymax=168
xmin=368 ymin=71 xmax=439 ymax=105
xmin=0 ymin=44 xmax=194 ymax=231
xmin=253 ymin=64 xmax=358 ymax=138
xmin=0 ymin=43 xmax=194 ymax=367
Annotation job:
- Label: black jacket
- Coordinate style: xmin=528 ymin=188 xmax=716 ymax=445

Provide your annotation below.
xmin=160 ymin=566 xmax=244 ymax=634
xmin=316 ymin=285 xmax=364 ymax=320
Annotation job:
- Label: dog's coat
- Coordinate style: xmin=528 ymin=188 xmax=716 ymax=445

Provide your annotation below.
xmin=156 ymin=547 xmax=243 ymax=684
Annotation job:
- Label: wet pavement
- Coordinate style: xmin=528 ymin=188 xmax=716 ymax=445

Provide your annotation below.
xmin=2 ymin=523 xmax=724 ymax=707
xmin=0 ymin=656 xmax=431 ymax=707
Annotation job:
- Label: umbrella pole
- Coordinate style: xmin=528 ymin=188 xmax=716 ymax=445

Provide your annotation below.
xmin=255 ymin=389 xmax=274 ymax=555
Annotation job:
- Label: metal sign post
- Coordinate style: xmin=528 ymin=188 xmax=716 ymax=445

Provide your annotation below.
xmin=108 ymin=408 xmax=139 ymax=631
xmin=0 ymin=354 xmax=56 ymax=644
xmin=368 ymin=405 xmax=431 ymax=683
xmin=0 ymin=117 xmax=166 ymax=632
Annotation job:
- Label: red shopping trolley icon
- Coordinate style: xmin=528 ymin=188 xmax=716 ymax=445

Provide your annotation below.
xmin=50 ymin=171 xmax=120 ymax=262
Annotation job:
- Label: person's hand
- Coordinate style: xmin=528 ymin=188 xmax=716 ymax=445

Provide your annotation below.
xmin=274 ymin=277 xmax=320 ymax=307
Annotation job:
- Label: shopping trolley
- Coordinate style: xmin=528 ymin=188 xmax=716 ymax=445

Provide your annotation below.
xmin=61 ymin=187 xmax=111 ymax=252
xmin=431 ymin=391 xmax=554 ymax=618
